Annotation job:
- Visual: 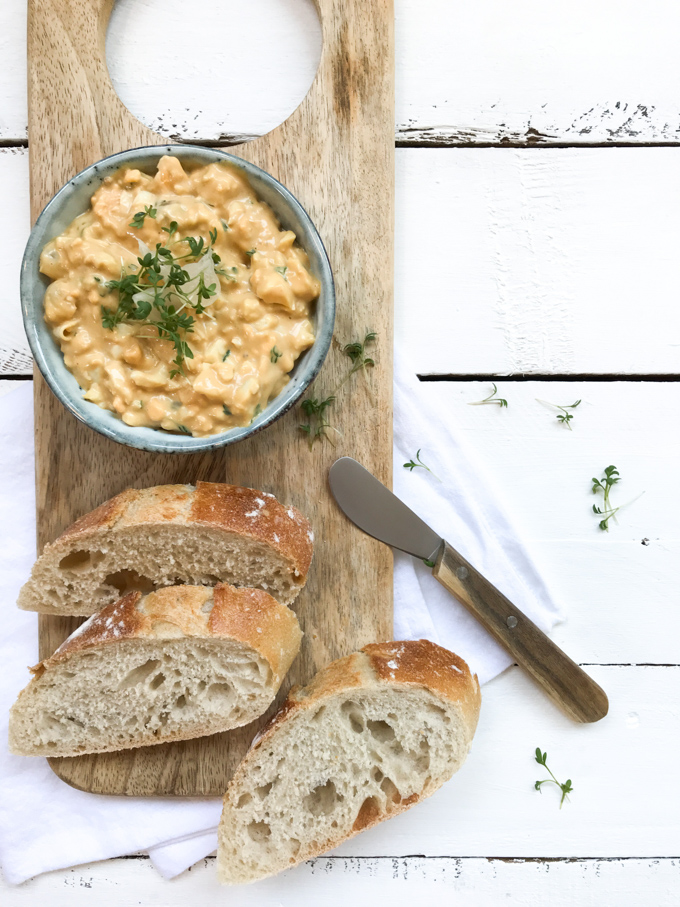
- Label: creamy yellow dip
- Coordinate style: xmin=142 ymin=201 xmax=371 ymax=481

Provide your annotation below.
xmin=40 ymin=156 xmax=319 ymax=437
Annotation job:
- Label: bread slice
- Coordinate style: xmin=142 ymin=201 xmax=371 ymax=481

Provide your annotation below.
xmin=9 ymin=583 xmax=302 ymax=757
xmin=217 ymin=640 xmax=481 ymax=884
xmin=17 ymin=482 xmax=313 ymax=616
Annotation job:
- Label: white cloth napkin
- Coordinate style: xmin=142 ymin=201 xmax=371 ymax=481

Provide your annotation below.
xmin=393 ymin=365 xmax=563 ymax=684
xmin=0 ymin=374 xmax=562 ymax=885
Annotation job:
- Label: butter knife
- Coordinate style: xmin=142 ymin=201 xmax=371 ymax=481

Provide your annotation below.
xmin=329 ymin=456 xmax=608 ymax=723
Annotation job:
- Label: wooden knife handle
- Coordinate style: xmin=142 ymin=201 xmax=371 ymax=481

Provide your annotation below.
xmin=433 ymin=540 xmax=609 ymax=723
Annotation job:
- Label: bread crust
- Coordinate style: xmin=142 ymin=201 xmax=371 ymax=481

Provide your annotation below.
xmin=17 ymin=482 xmax=314 ymax=613
xmin=55 ymin=482 xmax=313 ymax=579
xmin=364 ymin=640 xmax=482 ymax=729
xmin=252 ymin=639 xmax=481 ymax=746
xmin=219 ymin=640 xmax=481 ymax=881
xmin=34 ymin=583 xmax=302 ymax=688
xmin=11 ymin=584 xmax=303 ymax=756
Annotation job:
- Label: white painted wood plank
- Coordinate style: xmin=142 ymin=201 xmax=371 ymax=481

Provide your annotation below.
xmin=2 ymin=373 xmax=678 ymax=663
xmin=538 ymin=539 xmax=678 ymax=665
xmin=396 ymin=148 xmax=680 ymax=374
xmin=396 ymin=0 xmax=680 ymax=145
xmin=6 ymin=147 xmax=680 ymax=375
xmin=0 ymin=382 xmax=21 ymax=400
xmin=423 ymin=381 xmax=679 ymax=542
xmin=413 ymin=386 xmax=680 ymax=664
xmin=400 ymin=379 xmax=679 ymax=663
xmin=0 ymin=0 xmax=26 ymax=141
xmin=327 ymin=666 xmax=680 ymax=857
xmin=0 ymin=150 xmax=30 ymax=374
xmin=2 ymin=856 xmax=678 ymax=905
xmin=5 ymin=0 xmax=680 ymax=144
xmin=414 ymin=383 xmax=680 ymax=665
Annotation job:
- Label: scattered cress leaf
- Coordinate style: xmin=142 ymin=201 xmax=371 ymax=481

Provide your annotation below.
xmin=469 ymin=383 xmax=508 ymax=408
xmin=590 ymin=465 xmax=643 ymax=531
xmin=534 ymin=747 xmax=573 ymax=809
xmin=537 ymin=398 xmax=581 ymax=430
xmin=403 ymin=449 xmax=441 ymax=481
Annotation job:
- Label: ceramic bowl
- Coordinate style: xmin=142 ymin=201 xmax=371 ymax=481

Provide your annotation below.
xmin=20 ymin=144 xmax=335 ymax=453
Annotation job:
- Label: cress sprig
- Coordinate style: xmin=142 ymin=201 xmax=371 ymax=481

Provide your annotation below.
xmin=534 ymin=748 xmax=573 ymax=808
xmin=299 ymin=332 xmax=377 ymax=449
xmin=403 ymin=449 xmax=440 ymax=481
xmin=591 ymin=465 xmax=621 ymax=531
xmin=299 ymin=395 xmax=337 ymax=448
xmin=591 ymin=464 xmax=644 ymax=531
xmin=537 ymin=398 xmax=581 ymax=429
xmin=129 ymin=205 xmax=157 ymax=229
xmin=469 ymin=383 xmax=508 ymax=408
xmin=343 ymin=332 xmax=377 ymax=376
xmin=101 ymin=216 xmax=222 ymax=378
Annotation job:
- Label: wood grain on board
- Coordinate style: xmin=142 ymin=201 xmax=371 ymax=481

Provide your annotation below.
xmin=27 ymin=0 xmax=394 ymax=795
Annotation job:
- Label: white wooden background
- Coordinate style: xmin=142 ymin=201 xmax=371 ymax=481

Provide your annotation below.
xmin=2 ymin=0 xmax=679 ymax=902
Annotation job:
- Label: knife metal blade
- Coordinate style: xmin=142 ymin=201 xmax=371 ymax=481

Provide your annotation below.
xmin=328 ymin=456 xmax=442 ymax=562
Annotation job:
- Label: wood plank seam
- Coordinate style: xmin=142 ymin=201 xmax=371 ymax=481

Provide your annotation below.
xmin=395 ymin=137 xmax=680 ymax=149
xmin=10 ymin=134 xmax=680 ymax=150
xmin=102 ymin=854 xmax=680 ymax=862
xmin=419 ymin=374 xmax=680 ymax=382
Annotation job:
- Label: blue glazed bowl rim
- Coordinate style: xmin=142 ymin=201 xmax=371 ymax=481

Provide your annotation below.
xmin=21 ymin=144 xmax=335 ymax=453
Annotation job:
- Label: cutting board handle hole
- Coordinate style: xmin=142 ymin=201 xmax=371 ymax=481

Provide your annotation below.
xmin=105 ymin=0 xmax=322 ymax=144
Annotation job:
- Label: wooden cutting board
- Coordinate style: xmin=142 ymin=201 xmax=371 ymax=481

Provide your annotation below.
xmin=27 ymin=0 xmax=393 ymax=795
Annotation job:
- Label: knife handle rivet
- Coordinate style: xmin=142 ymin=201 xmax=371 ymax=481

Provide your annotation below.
xmin=507 ymin=615 xmax=518 ymax=629
xmin=456 ymin=566 xmax=469 ymax=580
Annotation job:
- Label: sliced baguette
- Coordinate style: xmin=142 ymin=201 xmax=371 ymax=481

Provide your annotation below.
xmin=9 ymin=583 xmax=302 ymax=757
xmin=217 ymin=640 xmax=481 ymax=884
xmin=17 ymin=482 xmax=313 ymax=616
